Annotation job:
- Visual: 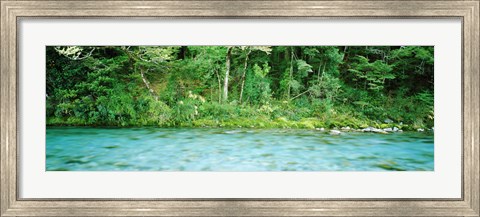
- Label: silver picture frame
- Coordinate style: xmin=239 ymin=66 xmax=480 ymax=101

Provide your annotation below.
xmin=1 ymin=1 xmax=478 ymax=216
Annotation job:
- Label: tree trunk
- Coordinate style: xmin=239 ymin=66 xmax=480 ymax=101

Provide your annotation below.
xmin=122 ymin=47 xmax=158 ymax=101
xmin=214 ymin=69 xmax=222 ymax=103
xmin=239 ymin=49 xmax=251 ymax=104
xmin=223 ymin=47 xmax=233 ymax=103
xmin=288 ymin=48 xmax=294 ymax=99
xmin=317 ymin=59 xmax=323 ymax=83
xmin=140 ymin=68 xmax=158 ymax=101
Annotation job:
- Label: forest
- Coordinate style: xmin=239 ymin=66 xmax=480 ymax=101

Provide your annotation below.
xmin=46 ymin=46 xmax=434 ymax=131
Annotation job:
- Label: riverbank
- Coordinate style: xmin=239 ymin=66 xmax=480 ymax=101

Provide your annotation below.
xmin=47 ymin=116 xmax=432 ymax=132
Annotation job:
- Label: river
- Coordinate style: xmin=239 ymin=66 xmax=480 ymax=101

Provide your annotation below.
xmin=46 ymin=127 xmax=434 ymax=171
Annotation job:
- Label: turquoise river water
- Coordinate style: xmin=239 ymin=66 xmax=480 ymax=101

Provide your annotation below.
xmin=46 ymin=127 xmax=434 ymax=171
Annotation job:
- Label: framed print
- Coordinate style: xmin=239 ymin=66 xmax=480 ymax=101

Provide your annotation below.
xmin=1 ymin=0 xmax=479 ymax=216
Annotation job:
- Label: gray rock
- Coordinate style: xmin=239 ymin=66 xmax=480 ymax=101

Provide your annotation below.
xmin=372 ymin=128 xmax=388 ymax=134
xmin=341 ymin=126 xmax=351 ymax=130
xmin=330 ymin=130 xmax=342 ymax=135
xmin=383 ymin=128 xmax=393 ymax=132
xmin=362 ymin=127 xmax=387 ymax=134
xmin=393 ymin=127 xmax=399 ymax=132
xmin=417 ymin=128 xmax=425 ymax=132
xmin=362 ymin=127 xmax=374 ymax=132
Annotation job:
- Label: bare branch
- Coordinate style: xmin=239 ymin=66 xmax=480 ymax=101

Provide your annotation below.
xmin=55 ymin=46 xmax=96 ymax=60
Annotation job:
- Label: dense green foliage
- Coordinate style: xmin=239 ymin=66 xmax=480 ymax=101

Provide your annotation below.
xmin=47 ymin=46 xmax=434 ymax=130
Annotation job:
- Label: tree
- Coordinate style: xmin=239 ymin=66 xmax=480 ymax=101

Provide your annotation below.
xmin=222 ymin=46 xmax=233 ymax=103
xmin=238 ymin=46 xmax=272 ymax=103
xmin=54 ymin=46 xmax=96 ymax=60
xmin=389 ymin=46 xmax=434 ymax=93
xmin=122 ymin=46 xmax=178 ymax=101
xmin=348 ymin=55 xmax=395 ymax=92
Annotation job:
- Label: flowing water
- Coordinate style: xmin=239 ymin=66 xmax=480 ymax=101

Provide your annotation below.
xmin=46 ymin=127 xmax=434 ymax=171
